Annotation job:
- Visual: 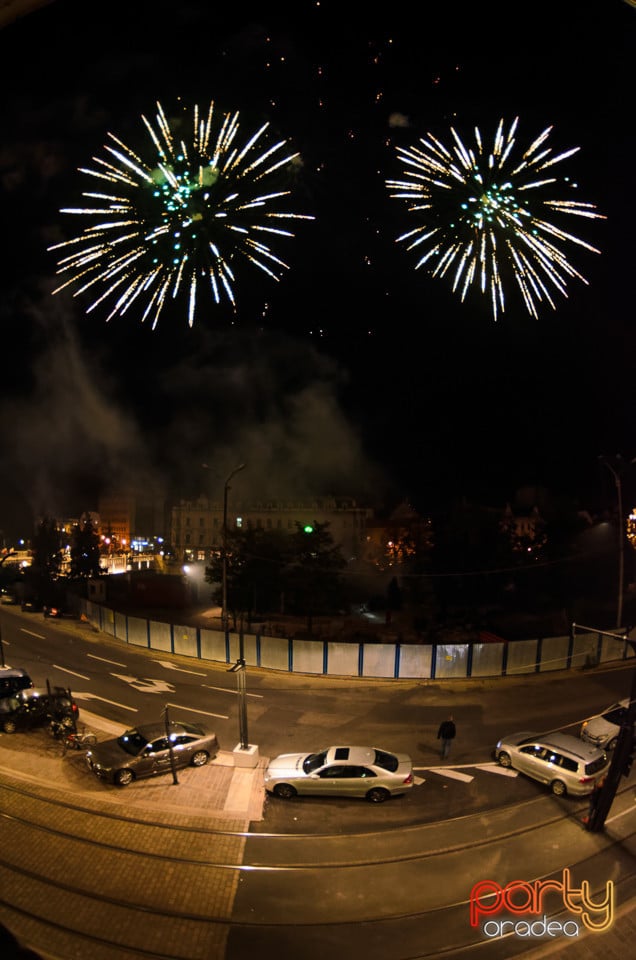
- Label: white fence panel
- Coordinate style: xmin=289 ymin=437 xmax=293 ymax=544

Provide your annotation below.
xmin=174 ymin=624 xmax=197 ymax=658
xmin=505 ymin=639 xmax=538 ymax=675
xmin=291 ymin=639 xmax=324 ymax=674
xmin=398 ymin=645 xmax=433 ymax=679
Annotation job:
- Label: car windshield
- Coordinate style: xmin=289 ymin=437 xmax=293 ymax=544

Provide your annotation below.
xmin=117 ymin=729 xmax=150 ymax=756
xmin=374 ymin=749 xmax=398 ymax=772
xmin=303 ymin=750 xmax=328 ymax=774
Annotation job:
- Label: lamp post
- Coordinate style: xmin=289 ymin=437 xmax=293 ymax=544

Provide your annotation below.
xmin=222 ymin=463 xmax=246 ymax=638
xmin=221 ymin=463 xmax=257 ymax=760
xmin=599 ymin=455 xmax=625 ymax=630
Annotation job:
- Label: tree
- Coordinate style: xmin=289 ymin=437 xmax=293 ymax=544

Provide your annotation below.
xmin=70 ymin=514 xmax=102 ymax=579
xmin=285 ymin=521 xmax=346 ymax=631
xmin=205 ymin=527 xmax=289 ymax=626
xmin=31 ymin=517 xmax=63 ymax=581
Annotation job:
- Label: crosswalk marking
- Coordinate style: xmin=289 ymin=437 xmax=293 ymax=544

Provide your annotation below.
xmin=477 ymin=762 xmax=519 ymax=778
xmin=427 ymin=766 xmax=474 ymax=782
xmin=412 ymin=762 xmax=519 ymax=784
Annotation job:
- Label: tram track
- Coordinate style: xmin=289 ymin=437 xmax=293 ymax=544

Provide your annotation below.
xmin=1 ymin=769 xmax=635 ymax=960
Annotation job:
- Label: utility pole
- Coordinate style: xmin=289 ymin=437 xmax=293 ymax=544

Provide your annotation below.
xmin=572 ymin=623 xmax=635 ymax=832
xmin=599 ymin=455 xmax=625 ymax=629
xmin=222 ymin=464 xmax=246 ymax=640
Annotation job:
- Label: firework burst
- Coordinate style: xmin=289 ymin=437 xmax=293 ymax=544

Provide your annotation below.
xmin=50 ymin=101 xmax=313 ymax=328
xmin=386 ymin=117 xmax=605 ymax=320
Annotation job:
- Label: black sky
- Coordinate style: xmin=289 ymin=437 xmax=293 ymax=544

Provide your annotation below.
xmin=0 ymin=0 xmax=634 ymax=540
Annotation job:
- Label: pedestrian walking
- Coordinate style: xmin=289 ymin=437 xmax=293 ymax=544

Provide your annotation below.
xmin=437 ymin=714 xmax=456 ymax=760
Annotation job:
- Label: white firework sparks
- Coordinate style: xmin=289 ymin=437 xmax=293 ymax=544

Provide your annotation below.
xmin=386 ymin=117 xmax=605 ymax=320
xmin=50 ymin=101 xmax=313 ymax=328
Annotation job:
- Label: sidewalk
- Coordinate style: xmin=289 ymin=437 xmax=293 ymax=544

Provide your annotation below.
xmin=0 ymin=708 xmax=267 ymax=825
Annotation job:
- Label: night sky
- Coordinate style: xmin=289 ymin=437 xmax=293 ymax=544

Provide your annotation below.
xmin=0 ymin=0 xmax=634 ymax=541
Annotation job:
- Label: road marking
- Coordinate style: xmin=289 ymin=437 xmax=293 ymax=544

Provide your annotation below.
xmin=413 ymin=776 xmax=426 ymax=786
xmin=165 ymin=702 xmax=228 ymax=720
xmin=427 ymin=767 xmax=474 ymax=783
xmin=52 ymin=665 xmax=90 ymax=680
xmin=478 ymin=762 xmax=519 ymax=778
xmin=152 ymin=660 xmax=208 ymax=676
xmin=111 ymin=673 xmax=176 ymax=694
xmin=20 ymin=629 xmax=45 ymax=640
xmin=73 ymin=692 xmax=138 ymax=712
xmin=202 ymin=683 xmax=263 ymax=699
xmin=87 ymin=653 xmax=127 ymax=667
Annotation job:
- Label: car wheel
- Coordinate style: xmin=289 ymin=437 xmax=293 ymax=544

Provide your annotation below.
xmin=551 ymin=779 xmax=567 ymax=797
xmin=2 ymin=720 xmax=17 ymax=734
xmin=497 ymin=751 xmax=512 ymax=768
xmin=114 ymin=769 xmax=134 ymax=787
xmin=190 ymin=750 xmax=209 ymax=767
xmin=608 ymin=737 xmax=618 ymax=751
xmin=273 ymin=783 xmax=297 ymax=799
xmin=366 ymin=787 xmax=390 ymax=803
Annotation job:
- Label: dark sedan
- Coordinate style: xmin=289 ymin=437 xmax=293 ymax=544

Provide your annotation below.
xmin=85 ymin=720 xmax=219 ymax=787
xmin=0 ymin=687 xmax=79 ymax=734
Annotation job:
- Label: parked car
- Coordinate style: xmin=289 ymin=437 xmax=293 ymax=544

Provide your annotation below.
xmin=85 ymin=721 xmax=219 ymax=787
xmin=494 ymin=731 xmax=609 ymax=796
xmin=580 ymin=698 xmax=635 ymax=750
xmin=264 ymin=745 xmax=414 ymax=802
xmin=0 ymin=667 xmax=33 ymax=698
xmin=0 ymin=588 xmax=16 ymax=604
xmin=0 ymin=687 xmax=79 ymax=734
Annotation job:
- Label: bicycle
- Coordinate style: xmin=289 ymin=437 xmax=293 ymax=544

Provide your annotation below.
xmin=60 ymin=727 xmax=98 ymax=755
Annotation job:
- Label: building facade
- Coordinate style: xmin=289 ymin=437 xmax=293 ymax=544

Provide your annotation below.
xmin=169 ymin=496 xmax=372 ymax=562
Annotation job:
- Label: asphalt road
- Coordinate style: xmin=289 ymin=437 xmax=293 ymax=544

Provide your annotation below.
xmin=1 ymin=606 xmax=636 ymax=960
xmin=1 ymin=605 xmax=633 ymax=833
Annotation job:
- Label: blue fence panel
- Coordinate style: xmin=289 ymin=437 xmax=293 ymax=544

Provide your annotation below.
xmin=79 ymin=602 xmax=634 ymax=680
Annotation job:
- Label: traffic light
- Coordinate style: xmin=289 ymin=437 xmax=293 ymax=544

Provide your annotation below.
xmin=303 ymin=524 xmax=314 ymax=534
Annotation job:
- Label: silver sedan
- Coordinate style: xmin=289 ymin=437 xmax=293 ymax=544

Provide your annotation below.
xmin=86 ymin=720 xmax=219 ymax=787
xmin=264 ymin=745 xmax=414 ymax=803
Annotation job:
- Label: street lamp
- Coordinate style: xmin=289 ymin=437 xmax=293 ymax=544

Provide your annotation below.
xmin=599 ymin=455 xmax=625 ymax=630
xmin=221 ymin=464 xmax=258 ymax=762
xmin=222 ymin=463 xmax=246 ymax=637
